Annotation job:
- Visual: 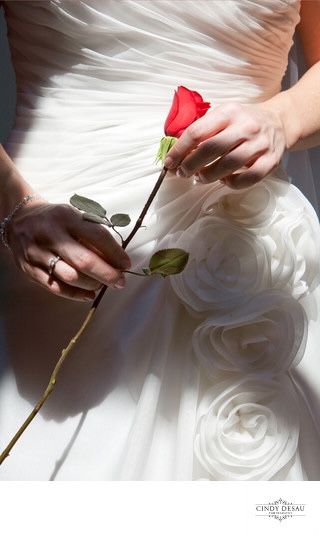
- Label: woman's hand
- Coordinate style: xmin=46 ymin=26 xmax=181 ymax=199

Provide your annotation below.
xmin=164 ymin=101 xmax=290 ymax=189
xmin=7 ymin=199 xmax=131 ymax=301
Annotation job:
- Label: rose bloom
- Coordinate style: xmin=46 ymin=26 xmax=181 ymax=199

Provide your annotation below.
xmin=164 ymin=85 xmax=210 ymax=137
xmin=192 ymin=290 xmax=307 ymax=378
xmin=194 ymin=375 xmax=300 ymax=480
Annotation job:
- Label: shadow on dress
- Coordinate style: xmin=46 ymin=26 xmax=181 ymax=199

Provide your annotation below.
xmin=1 ymin=2 xmax=320 ymax=480
xmin=0 ymin=2 xmax=129 ymax=421
xmin=0 ymin=248 xmax=129 ymax=422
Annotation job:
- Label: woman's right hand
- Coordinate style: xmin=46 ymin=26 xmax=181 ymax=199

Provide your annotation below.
xmin=6 ymin=198 xmax=132 ymax=302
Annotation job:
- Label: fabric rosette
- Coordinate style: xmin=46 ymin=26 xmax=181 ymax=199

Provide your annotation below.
xmin=192 ymin=290 xmax=307 ymax=378
xmin=201 ymin=178 xmax=282 ymax=229
xmin=262 ymin=207 xmax=320 ymax=298
xmin=169 ymin=215 xmax=270 ymax=317
xmin=194 ymin=375 xmax=300 ymax=480
xmin=200 ymin=179 xmax=320 ymax=299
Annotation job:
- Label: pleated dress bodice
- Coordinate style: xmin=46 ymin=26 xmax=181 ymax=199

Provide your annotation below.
xmin=4 ymin=0 xmax=300 ymax=203
xmin=3 ymin=1 xmax=320 ymax=482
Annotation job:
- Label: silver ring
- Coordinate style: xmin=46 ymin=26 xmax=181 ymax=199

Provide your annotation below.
xmin=48 ymin=255 xmax=61 ymax=276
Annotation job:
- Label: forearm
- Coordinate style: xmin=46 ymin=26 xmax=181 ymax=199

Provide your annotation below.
xmin=0 ymin=144 xmax=36 ymax=221
xmin=262 ymin=60 xmax=320 ymax=152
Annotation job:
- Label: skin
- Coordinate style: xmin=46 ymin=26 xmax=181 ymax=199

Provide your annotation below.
xmin=164 ymin=0 xmax=320 ymax=187
xmin=0 ymin=146 xmax=131 ymax=301
xmin=1 ymin=0 xmax=320 ymax=301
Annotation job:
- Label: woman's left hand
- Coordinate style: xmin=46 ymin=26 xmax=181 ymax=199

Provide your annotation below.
xmin=163 ymin=101 xmax=289 ymax=189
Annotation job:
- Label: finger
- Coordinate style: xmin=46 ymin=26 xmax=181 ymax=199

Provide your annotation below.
xmin=51 ymin=258 xmax=105 ymax=291
xmin=68 ymin=215 xmax=131 ymax=271
xmin=174 ymin=126 xmax=247 ymax=178
xmin=25 ymin=264 xmax=97 ymax=302
xmin=55 ymin=235 xmax=127 ymax=288
xmin=197 ymin=139 xmax=266 ymax=184
xmin=29 ymin=248 xmax=104 ymax=291
xmin=223 ymin=153 xmax=275 ymax=190
xmin=164 ymin=107 xmax=232 ymax=169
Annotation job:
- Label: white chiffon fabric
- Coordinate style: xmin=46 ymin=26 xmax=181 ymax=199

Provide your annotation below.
xmin=1 ymin=0 xmax=320 ymax=481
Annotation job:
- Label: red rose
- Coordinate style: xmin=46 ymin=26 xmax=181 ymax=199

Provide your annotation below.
xmin=164 ymin=85 xmax=211 ymax=138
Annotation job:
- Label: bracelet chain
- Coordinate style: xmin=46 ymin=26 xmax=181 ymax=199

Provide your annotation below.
xmin=0 ymin=193 xmax=39 ymax=248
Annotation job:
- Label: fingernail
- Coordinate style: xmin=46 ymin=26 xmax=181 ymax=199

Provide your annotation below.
xmin=84 ymin=292 xmax=95 ymax=301
xmin=196 ymin=173 xmax=207 ymax=184
xmin=122 ymin=257 xmax=131 ymax=270
xmin=114 ymin=275 xmax=125 ymax=289
xmin=176 ymin=167 xmax=186 ymax=178
xmin=164 ymin=157 xmax=174 ymax=169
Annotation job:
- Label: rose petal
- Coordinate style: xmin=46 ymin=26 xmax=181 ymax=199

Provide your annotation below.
xmin=164 ymin=90 xmax=179 ymax=136
xmin=165 ymin=86 xmax=199 ymax=136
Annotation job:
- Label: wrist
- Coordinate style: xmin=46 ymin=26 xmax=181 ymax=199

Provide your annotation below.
xmin=262 ymin=90 xmax=302 ymax=150
xmin=1 ymin=159 xmax=44 ymax=216
xmin=1 ymin=193 xmax=39 ymax=248
xmin=1 ymin=175 xmax=35 ymax=220
xmin=0 ymin=145 xmax=41 ymax=219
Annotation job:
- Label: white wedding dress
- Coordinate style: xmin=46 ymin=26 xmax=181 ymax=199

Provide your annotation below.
xmin=1 ymin=0 xmax=320 ymax=481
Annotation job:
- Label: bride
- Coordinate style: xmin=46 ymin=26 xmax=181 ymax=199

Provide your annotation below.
xmin=1 ymin=0 xmax=320 ymax=480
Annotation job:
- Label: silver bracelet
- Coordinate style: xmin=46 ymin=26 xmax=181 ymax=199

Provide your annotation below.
xmin=0 ymin=193 xmax=39 ymax=248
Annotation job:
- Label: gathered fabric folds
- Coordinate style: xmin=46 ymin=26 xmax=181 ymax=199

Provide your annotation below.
xmin=1 ymin=0 xmax=320 ymax=481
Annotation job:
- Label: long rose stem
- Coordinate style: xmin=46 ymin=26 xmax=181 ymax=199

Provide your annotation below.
xmin=0 ymin=166 xmax=168 ymax=466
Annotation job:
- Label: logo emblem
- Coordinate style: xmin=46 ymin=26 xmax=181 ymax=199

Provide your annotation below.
xmin=255 ymin=498 xmax=306 ymax=522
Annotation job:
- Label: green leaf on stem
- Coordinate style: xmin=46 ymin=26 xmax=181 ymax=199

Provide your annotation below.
xmin=110 ymin=213 xmax=131 ymax=227
xmin=82 ymin=213 xmax=108 ymax=225
xmin=148 ymin=248 xmax=189 ymax=277
xmin=70 ymin=194 xmax=106 ymax=218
